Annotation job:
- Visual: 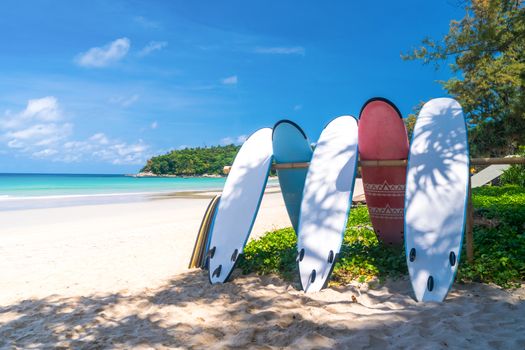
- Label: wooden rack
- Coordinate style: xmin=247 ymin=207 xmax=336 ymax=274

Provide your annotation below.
xmin=223 ymin=157 xmax=525 ymax=262
xmin=224 ymin=157 xmax=525 ymax=173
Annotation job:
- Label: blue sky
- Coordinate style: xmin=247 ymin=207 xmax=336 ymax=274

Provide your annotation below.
xmin=0 ymin=0 xmax=464 ymax=174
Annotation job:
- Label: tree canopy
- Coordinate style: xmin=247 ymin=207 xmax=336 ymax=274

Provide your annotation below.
xmin=403 ymin=0 xmax=525 ymax=156
xmin=141 ymin=144 xmax=240 ymax=175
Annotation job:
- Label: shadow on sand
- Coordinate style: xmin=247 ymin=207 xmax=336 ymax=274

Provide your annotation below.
xmin=1 ymin=269 xmax=523 ymax=349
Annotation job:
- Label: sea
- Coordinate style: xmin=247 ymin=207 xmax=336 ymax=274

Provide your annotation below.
xmin=0 ymin=173 xmax=234 ymax=211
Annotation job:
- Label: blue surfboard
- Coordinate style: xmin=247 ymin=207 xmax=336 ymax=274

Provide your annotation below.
xmin=272 ymin=120 xmax=313 ymax=232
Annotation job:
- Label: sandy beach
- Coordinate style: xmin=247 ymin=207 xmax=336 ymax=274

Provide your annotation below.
xmin=0 ymin=188 xmax=290 ymax=304
xmin=1 ymin=187 xmax=524 ymax=349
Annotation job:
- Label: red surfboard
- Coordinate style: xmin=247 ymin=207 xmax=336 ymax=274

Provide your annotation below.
xmin=358 ymin=98 xmax=409 ymax=245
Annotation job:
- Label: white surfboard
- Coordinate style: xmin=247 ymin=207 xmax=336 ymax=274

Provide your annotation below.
xmin=208 ymin=128 xmax=273 ymax=284
xmin=297 ymin=116 xmax=359 ymax=292
xmin=404 ymin=98 xmax=469 ymax=302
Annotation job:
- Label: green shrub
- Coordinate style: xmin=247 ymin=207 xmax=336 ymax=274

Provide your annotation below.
xmin=471 ymin=185 xmax=525 ymax=232
xmin=458 ymin=185 xmax=525 ymax=287
xmin=238 ymin=187 xmax=524 ymax=289
xmin=239 ymin=205 xmax=406 ymax=284
xmin=238 ymin=227 xmax=297 ymax=280
xmin=332 ymin=206 xmax=406 ymax=285
xmin=458 ymin=225 xmax=525 ymax=288
xmin=499 ymin=146 xmax=525 ymax=186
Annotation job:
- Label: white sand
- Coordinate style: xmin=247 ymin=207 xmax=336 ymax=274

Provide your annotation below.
xmin=1 ymin=272 xmax=523 ymax=349
xmin=0 ymin=190 xmax=291 ymax=304
xmin=1 ymin=187 xmax=524 ymax=349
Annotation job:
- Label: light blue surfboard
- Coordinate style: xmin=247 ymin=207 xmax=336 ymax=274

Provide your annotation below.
xmin=272 ymin=120 xmax=313 ymax=232
xmin=404 ymin=98 xmax=469 ymax=302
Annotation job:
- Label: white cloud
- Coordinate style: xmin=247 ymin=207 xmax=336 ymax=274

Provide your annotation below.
xmin=0 ymin=97 xmax=72 ymax=151
xmin=220 ymin=134 xmax=248 ymax=145
xmin=89 ymin=133 xmax=109 ymax=145
xmin=220 ymin=137 xmax=234 ymax=145
xmin=2 ymin=96 xmax=62 ymax=129
xmin=109 ymin=94 xmax=140 ymax=107
xmin=58 ymin=136 xmax=150 ymax=165
xmin=92 ymin=141 xmax=149 ymax=165
xmin=138 ymin=41 xmax=168 ymax=57
xmin=33 ymin=148 xmax=58 ymax=158
xmin=22 ymin=96 xmax=61 ymax=121
xmin=254 ymin=46 xmax=305 ymax=55
xmin=76 ymin=38 xmax=131 ymax=68
xmin=222 ymin=75 xmax=238 ymax=85
xmin=134 ymin=16 xmax=160 ymax=29
xmin=5 ymin=123 xmax=71 ymax=141
xmin=0 ymin=97 xmax=150 ymax=165
xmin=236 ymin=135 xmax=247 ymax=143
xmin=151 ymin=121 xmax=158 ymax=129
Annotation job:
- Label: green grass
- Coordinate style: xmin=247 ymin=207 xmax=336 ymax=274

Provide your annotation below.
xmin=458 ymin=185 xmax=525 ymax=288
xmin=237 ymin=185 xmax=525 ymax=288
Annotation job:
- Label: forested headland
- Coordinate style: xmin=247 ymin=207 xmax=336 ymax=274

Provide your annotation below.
xmin=140 ymin=145 xmax=240 ymax=176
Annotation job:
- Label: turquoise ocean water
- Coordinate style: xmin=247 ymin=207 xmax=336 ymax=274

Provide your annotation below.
xmin=0 ymin=173 xmax=230 ymax=211
xmin=0 ymin=173 xmax=227 ymax=198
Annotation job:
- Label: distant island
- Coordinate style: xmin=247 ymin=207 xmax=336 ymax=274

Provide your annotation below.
xmin=138 ymin=144 xmax=241 ymax=177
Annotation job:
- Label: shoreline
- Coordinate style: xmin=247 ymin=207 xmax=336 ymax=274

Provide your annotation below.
xmin=129 ymin=172 xmax=225 ymax=178
xmin=0 ymin=182 xmax=281 ymax=212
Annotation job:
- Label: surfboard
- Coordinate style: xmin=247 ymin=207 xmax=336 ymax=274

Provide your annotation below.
xmin=188 ymin=194 xmax=221 ymax=269
xmin=297 ymin=116 xmax=359 ymax=293
xmin=358 ymin=98 xmax=409 ymax=245
xmin=404 ymin=98 xmax=469 ymax=302
xmin=272 ymin=120 xmax=313 ymax=232
xmin=208 ymin=128 xmax=273 ymax=284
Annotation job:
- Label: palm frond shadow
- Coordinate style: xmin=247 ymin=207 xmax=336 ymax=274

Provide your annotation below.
xmin=1 ymin=269 xmax=523 ymax=348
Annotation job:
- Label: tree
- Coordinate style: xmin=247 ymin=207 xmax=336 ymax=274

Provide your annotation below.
xmin=403 ymin=0 xmax=525 ymax=156
xmin=141 ymin=144 xmax=241 ymax=175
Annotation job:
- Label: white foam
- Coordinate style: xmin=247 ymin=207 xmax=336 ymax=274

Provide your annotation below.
xmin=0 ymin=190 xmax=177 ymax=201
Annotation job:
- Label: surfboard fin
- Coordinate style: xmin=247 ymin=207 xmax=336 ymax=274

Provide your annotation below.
xmin=212 ymin=265 xmax=222 ymax=278
xmin=207 ymin=246 xmax=216 ymax=259
xmin=427 ymin=276 xmax=434 ymax=292
xmin=310 ymin=269 xmax=316 ymax=283
xmin=327 ymin=250 xmax=334 ymax=263
xmin=231 ymin=249 xmax=239 ymax=262
xmin=297 ymin=248 xmax=305 ymax=262
xmin=449 ymin=252 xmax=456 ymax=266
xmin=409 ymin=248 xmax=416 ymax=262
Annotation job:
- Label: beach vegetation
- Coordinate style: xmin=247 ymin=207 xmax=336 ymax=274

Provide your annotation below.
xmin=239 ymin=227 xmax=298 ymax=280
xmin=500 ymin=146 xmax=525 ymax=187
xmin=403 ymin=0 xmax=525 ymax=157
xmin=141 ymin=144 xmax=240 ymax=175
xmin=239 ymin=185 xmax=525 ymax=289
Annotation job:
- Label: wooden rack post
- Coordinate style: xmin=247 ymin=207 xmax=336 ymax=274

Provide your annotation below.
xmin=466 ymin=177 xmax=474 ymax=262
xmin=223 ymin=156 xmax=525 ymax=262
